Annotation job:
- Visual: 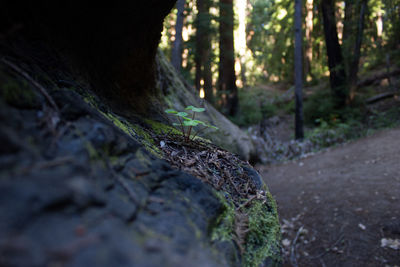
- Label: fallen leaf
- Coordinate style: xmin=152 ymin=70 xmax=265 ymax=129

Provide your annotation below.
xmin=381 ymin=238 xmax=400 ymax=250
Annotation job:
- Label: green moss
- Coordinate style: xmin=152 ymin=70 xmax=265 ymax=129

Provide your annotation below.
xmin=243 ymin=195 xmax=281 ymax=267
xmin=98 ymin=111 xmax=162 ymax=157
xmin=144 ymin=119 xmax=182 ymax=135
xmin=211 ymin=192 xmax=235 ymax=242
xmin=1 ymin=79 xmax=39 ymax=108
xmin=211 ymin=189 xmax=281 ymax=267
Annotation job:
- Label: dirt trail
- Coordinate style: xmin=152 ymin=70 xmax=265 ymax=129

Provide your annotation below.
xmin=260 ymin=127 xmax=400 ymax=267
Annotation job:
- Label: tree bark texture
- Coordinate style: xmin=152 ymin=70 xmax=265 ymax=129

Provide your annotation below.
xmin=218 ymin=0 xmax=239 ymax=116
xmin=195 ymin=0 xmax=214 ymax=103
xmin=348 ymin=0 xmax=367 ymax=102
xmin=171 ymin=0 xmax=185 ymax=71
xmin=321 ymin=0 xmax=348 ymax=107
xmin=0 ymin=1 xmax=177 ymax=114
xmin=295 ymin=0 xmax=304 ymax=139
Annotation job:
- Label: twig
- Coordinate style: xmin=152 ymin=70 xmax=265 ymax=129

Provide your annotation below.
xmin=191 ymin=125 xmax=208 ymax=140
xmin=290 ymin=226 xmax=304 ymax=267
xmin=236 ymin=195 xmax=257 ymax=211
xmin=1 ymin=58 xmax=60 ymax=112
xmin=308 ymin=233 xmax=344 ymax=259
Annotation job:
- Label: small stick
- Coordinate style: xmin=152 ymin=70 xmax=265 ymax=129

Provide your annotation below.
xmin=236 ymin=195 xmax=257 ymax=211
xmin=309 ymin=233 xmax=344 ymax=259
xmin=290 ymin=226 xmax=304 ymax=267
xmin=1 ymin=58 xmax=60 ymax=112
xmin=190 ymin=125 xmax=209 ymax=140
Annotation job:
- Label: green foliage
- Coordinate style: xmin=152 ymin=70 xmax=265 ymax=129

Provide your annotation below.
xmin=165 ymin=105 xmax=218 ymax=142
xmin=304 ymin=89 xmax=337 ymax=125
xmin=231 ymin=87 xmax=277 ymax=127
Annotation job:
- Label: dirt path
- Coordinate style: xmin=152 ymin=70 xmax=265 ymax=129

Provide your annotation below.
xmin=259 ymin=127 xmax=400 ymax=267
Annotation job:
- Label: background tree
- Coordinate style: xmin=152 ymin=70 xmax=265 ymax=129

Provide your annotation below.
xmin=347 ymin=0 xmax=367 ymax=101
xmin=195 ymin=0 xmax=214 ymax=103
xmin=171 ymin=0 xmax=186 ymax=71
xmin=295 ymin=0 xmax=304 ymax=139
xmin=321 ymin=0 xmax=348 ymax=107
xmin=218 ymin=0 xmax=239 ymax=116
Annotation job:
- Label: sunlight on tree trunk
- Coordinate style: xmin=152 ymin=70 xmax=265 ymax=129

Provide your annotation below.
xmin=234 ymin=0 xmax=249 ymax=87
xmin=195 ymin=0 xmax=214 ymax=104
xmin=304 ymin=0 xmax=314 ymax=81
xmin=336 ymin=1 xmax=345 ymax=44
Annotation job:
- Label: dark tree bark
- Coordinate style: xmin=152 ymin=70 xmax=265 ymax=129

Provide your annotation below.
xmin=171 ymin=0 xmax=185 ymax=71
xmin=348 ymin=0 xmax=367 ymax=102
xmin=218 ymin=0 xmax=238 ymax=116
xmin=195 ymin=0 xmax=214 ymax=103
xmin=294 ymin=0 xmax=304 ymax=139
xmin=342 ymin=0 xmax=354 ymax=75
xmin=320 ymin=0 xmax=348 ymax=107
xmin=0 ymin=1 xmax=176 ymax=114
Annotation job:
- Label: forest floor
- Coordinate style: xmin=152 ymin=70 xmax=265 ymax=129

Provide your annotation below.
xmin=259 ymin=126 xmax=400 ymax=267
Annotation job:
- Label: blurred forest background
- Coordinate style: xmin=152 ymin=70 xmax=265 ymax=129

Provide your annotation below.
xmin=159 ymin=0 xmax=400 ymax=153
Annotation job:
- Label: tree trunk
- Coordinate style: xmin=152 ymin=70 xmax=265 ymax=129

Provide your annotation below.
xmin=171 ymin=0 xmax=185 ymax=71
xmin=321 ymin=0 xmax=348 ymax=107
xmin=295 ymin=0 xmax=304 ymax=139
xmin=304 ymin=0 xmax=314 ymax=81
xmin=218 ymin=0 xmax=238 ymax=116
xmin=342 ymin=0 xmax=354 ymax=75
xmin=348 ymin=0 xmax=367 ymax=102
xmin=195 ymin=0 xmax=214 ymax=103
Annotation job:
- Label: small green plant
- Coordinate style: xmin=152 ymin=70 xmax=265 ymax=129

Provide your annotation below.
xmin=165 ymin=105 xmax=218 ymax=142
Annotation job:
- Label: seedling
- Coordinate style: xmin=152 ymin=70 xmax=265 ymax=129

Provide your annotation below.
xmin=165 ymin=105 xmax=218 ymax=142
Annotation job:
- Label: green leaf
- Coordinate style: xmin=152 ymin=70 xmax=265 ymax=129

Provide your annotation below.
xmin=207 ymin=125 xmax=218 ymax=129
xmin=183 ymin=120 xmax=200 ymax=126
xmin=192 ymin=120 xmax=206 ymax=125
xmin=176 ymin=112 xmax=188 ymax=117
xmin=165 ymin=109 xmax=178 ymax=114
xmin=185 ymin=105 xmax=205 ymax=112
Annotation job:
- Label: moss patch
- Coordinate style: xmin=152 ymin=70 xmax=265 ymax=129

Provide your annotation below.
xmin=211 ymin=192 xmax=236 ymax=242
xmin=144 ymin=119 xmax=182 ymax=136
xmin=211 ymin=190 xmax=281 ymax=267
xmin=99 ymin=112 xmax=162 ymax=157
xmin=243 ymin=194 xmax=281 ymax=267
xmin=0 ymin=78 xmax=40 ymax=109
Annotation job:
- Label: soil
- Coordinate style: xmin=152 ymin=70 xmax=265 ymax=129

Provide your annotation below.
xmin=259 ymin=127 xmax=400 ymax=267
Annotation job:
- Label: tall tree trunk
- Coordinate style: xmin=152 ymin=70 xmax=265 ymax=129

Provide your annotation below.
xmin=342 ymin=0 xmax=354 ymax=75
xmin=348 ymin=0 xmax=367 ymax=102
xmin=321 ymin=0 xmax=348 ymax=107
xmin=304 ymin=0 xmax=314 ymax=81
xmin=295 ymin=0 xmax=304 ymax=139
xmin=218 ymin=0 xmax=238 ymax=116
xmin=195 ymin=0 xmax=214 ymax=103
xmin=171 ymin=0 xmax=185 ymax=71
